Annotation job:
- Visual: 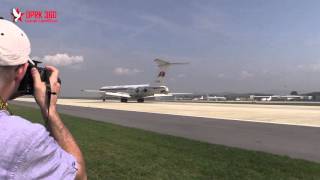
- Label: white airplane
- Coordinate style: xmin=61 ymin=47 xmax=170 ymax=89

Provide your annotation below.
xmin=193 ymin=95 xmax=226 ymax=101
xmin=250 ymin=95 xmax=305 ymax=101
xmin=249 ymin=95 xmax=274 ymax=101
xmin=207 ymin=95 xmax=227 ymax=101
xmin=82 ymin=59 xmax=188 ymax=102
xmin=279 ymin=95 xmax=305 ymax=101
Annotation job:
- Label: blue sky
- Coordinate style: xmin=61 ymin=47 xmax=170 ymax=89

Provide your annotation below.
xmin=2 ymin=0 xmax=320 ymax=96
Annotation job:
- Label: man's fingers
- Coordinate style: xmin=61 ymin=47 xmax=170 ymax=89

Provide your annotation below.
xmin=46 ymin=66 xmax=59 ymax=83
xmin=31 ymin=67 xmax=41 ymax=84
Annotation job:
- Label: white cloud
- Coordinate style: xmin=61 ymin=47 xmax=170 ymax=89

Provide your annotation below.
xmin=113 ymin=67 xmax=141 ymax=76
xmin=240 ymin=70 xmax=254 ymax=79
xmin=297 ymin=63 xmax=320 ymax=72
xmin=41 ymin=53 xmax=84 ymax=66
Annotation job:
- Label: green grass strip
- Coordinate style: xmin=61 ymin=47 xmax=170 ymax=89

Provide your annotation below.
xmin=9 ymin=105 xmax=320 ymax=180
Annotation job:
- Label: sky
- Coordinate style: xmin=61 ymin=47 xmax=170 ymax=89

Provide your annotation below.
xmin=1 ymin=0 xmax=320 ymax=96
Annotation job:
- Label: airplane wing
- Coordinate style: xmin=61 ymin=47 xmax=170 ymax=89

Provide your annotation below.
xmin=144 ymin=94 xmax=172 ymax=98
xmin=81 ymin=89 xmax=105 ymax=94
xmin=82 ymin=89 xmax=131 ymax=98
xmin=144 ymin=93 xmax=192 ymax=98
xmin=154 ymin=59 xmax=189 ymax=66
xmin=105 ymin=92 xmax=131 ymax=98
xmin=169 ymin=93 xmax=193 ymax=95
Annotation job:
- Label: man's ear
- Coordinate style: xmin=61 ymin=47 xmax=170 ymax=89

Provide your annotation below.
xmin=15 ymin=63 xmax=28 ymax=82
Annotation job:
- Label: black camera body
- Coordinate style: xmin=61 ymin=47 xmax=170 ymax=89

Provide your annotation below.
xmin=18 ymin=61 xmax=59 ymax=95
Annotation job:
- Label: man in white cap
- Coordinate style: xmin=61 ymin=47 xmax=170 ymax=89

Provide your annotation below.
xmin=0 ymin=19 xmax=86 ymax=179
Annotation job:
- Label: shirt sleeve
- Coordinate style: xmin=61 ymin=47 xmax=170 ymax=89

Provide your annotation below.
xmin=15 ymin=124 xmax=78 ymax=180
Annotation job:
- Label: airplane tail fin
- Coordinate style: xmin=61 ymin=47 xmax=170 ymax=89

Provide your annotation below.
xmin=154 ymin=58 xmax=188 ymax=84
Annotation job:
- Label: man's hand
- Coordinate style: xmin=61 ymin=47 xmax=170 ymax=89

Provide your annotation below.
xmin=31 ymin=66 xmax=87 ymax=179
xmin=31 ymin=66 xmax=60 ymax=116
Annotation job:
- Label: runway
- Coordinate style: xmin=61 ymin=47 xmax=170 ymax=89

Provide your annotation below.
xmin=16 ymin=98 xmax=320 ymax=127
xmin=12 ymin=99 xmax=320 ymax=162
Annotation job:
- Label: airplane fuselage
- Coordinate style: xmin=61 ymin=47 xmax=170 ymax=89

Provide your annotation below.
xmin=99 ymin=84 xmax=169 ymax=101
xmin=83 ymin=58 xmax=187 ymax=103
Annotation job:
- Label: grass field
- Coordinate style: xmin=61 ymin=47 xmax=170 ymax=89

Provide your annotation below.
xmin=9 ymin=104 xmax=320 ymax=180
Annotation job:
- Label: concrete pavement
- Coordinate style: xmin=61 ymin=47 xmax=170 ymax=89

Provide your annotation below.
xmin=11 ymin=100 xmax=320 ymax=162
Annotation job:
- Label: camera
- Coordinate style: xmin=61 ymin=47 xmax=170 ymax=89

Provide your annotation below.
xmin=18 ymin=61 xmax=61 ymax=95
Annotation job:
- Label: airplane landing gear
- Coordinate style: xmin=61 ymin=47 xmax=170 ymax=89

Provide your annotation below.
xmin=137 ymin=98 xmax=144 ymax=103
xmin=121 ymin=98 xmax=128 ymax=103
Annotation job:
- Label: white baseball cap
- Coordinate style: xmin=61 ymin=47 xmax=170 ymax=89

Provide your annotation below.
xmin=0 ymin=19 xmax=34 ymax=66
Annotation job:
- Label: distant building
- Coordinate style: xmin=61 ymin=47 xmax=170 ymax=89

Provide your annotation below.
xmin=304 ymin=92 xmax=320 ymax=101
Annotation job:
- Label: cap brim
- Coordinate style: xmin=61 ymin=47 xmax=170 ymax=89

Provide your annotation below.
xmin=28 ymin=58 xmax=35 ymax=66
